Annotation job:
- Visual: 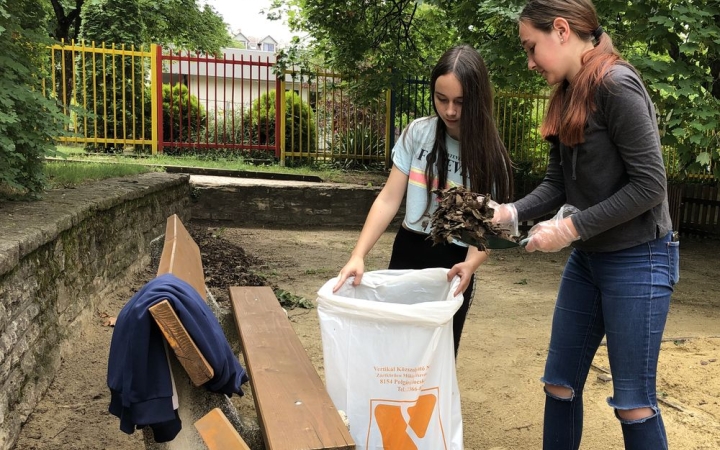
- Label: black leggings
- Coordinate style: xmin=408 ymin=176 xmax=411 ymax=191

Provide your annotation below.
xmin=388 ymin=226 xmax=476 ymax=356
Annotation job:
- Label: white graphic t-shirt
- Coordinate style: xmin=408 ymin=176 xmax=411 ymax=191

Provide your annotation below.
xmin=392 ymin=117 xmax=469 ymax=240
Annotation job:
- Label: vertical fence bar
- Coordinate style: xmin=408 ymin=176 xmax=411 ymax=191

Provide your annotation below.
xmin=275 ymin=73 xmax=282 ymax=159
xmin=121 ymin=44 xmax=127 ymax=148
xmin=240 ymin=54 xmax=245 ymax=148
xmin=205 ymin=50 xmax=211 ymax=147
xmin=111 ymin=44 xmax=118 ymax=147
xmin=91 ymin=42 xmax=98 ymax=147
xmin=71 ymin=40 xmax=78 ymax=132
xmin=278 ymin=76 xmax=286 ymax=163
xmin=200 ymin=53 xmax=205 ymax=148
xmin=230 ymin=52 xmax=236 ymax=147
xmin=263 ymin=55 xmax=270 ymax=153
xmin=154 ymin=44 xmax=163 ymax=154
xmin=60 ymin=40 xmax=67 ymax=117
xmin=81 ymin=41 xmax=88 ymax=142
xmin=130 ymin=44 xmax=135 ymax=145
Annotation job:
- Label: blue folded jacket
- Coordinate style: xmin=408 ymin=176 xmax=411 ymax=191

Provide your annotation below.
xmin=107 ymin=273 xmax=249 ymax=442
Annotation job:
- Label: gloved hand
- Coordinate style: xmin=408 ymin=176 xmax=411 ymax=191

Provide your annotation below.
xmin=525 ymin=205 xmax=581 ymax=253
xmin=488 ymin=201 xmax=519 ymax=237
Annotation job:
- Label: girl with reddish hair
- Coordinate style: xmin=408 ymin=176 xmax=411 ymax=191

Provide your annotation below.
xmin=492 ymin=1 xmax=677 ymax=448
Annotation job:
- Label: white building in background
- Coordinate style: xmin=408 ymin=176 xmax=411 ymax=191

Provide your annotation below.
xmin=162 ymin=44 xmax=311 ymax=113
xmin=232 ymin=31 xmax=250 ymax=49
xmin=231 ymin=31 xmax=279 ymax=53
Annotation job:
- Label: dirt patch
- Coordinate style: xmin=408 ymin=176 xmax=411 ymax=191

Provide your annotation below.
xmin=13 ymin=224 xmax=720 ymax=450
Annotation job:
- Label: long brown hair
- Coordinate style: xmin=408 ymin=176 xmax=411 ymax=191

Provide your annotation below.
xmin=424 ymin=45 xmax=513 ymax=208
xmin=520 ymin=0 xmax=624 ymax=146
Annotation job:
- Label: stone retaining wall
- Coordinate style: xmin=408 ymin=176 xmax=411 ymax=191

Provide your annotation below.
xmin=0 ymin=173 xmax=191 ymax=450
xmin=189 ymin=175 xmax=405 ymax=228
xmin=0 ymin=171 xmax=400 ymax=450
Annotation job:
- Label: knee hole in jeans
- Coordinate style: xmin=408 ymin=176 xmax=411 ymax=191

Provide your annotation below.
xmin=615 ymin=406 xmax=655 ymax=422
xmin=544 ymin=383 xmax=574 ymax=401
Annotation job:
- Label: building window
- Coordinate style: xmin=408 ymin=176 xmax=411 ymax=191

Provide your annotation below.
xmin=262 ymin=43 xmax=275 ymax=52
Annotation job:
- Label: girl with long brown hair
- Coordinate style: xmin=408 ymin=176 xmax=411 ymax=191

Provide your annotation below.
xmin=333 ymin=44 xmax=514 ymax=355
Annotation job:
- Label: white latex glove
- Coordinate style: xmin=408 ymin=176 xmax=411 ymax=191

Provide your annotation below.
xmin=525 ymin=205 xmax=581 ymax=253
xmin=488 ymin=202 xmax=519 ymax=237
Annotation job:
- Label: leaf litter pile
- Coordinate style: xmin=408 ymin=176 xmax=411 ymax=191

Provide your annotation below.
xmin=429 ymin=186 xmax=516 ymax=251
xmin=187 ymin=224 xmax=313 ymax=309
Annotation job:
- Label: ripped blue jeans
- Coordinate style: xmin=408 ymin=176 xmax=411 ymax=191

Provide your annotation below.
xmin=542 ymin=232 xmax=679 ymax=450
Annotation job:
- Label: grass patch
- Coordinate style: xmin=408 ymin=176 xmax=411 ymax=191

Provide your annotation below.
xmin=275 ymin=288 xmax=314 ymax=309
xmin=44 ymin=161 xmax=160 ymax=189
xmin=54 ymin=144 xmax=389 ymax=185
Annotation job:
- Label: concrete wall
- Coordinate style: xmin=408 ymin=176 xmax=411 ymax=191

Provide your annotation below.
xmin=0 ymin=171 xmax=398 ymax=450
xmin=0 ymin=173 xmax=191 ymax=450
xmin=190 ymin=175 xmax=405 ymax=228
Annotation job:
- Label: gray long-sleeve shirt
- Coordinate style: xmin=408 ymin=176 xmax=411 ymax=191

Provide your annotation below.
xmin=514 ymin=64 xmax=672 ymax=252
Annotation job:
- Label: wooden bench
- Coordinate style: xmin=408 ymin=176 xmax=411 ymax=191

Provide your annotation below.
xmin=143 ymin=214 xmax=255 ymax=450
xmin=230 ymin=286 xmax=355 ymax=450
xmin=151 ymin=213 xmax=214 ymax=387
xmin=195 ymin=408 xmax=251 ymax=450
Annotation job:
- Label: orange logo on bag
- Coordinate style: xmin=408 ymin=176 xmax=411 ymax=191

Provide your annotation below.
xmin=367 ymin=390 xmax=446 ymax=449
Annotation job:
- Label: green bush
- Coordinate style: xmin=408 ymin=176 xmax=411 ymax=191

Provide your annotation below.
xmin=203 ymin=109 xmax=275 ymax=163
xmin=1 ymin=0 xmax=64 ymax=197
xmin=160 ymin=83 xmax=206 ymax=154
xmin=245 ymin=90 xmax=318 ymax=154
xmin=136 ymin=83 xmax=207 ymax=155
xmin=329 ymin=125 xmax=386 ymax=169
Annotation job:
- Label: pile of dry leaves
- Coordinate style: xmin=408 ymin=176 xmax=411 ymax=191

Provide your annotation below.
xmin=429 ymin=186 xmax=513 ymax=250
xmin=188 ymin=224 xmax=312 ymax=309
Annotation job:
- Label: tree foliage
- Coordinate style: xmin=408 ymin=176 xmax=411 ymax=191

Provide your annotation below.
xmin=49 ymin=0 xmax=231 ymax=52
xmin=273 ymin=0 xmax=456 ymax=98
xmin=0 ymin=0 xmax=65 ymax=197
xmin=273 ymin=0 xmax=719 ymax=178
xmin=78 ymin=0 xmax=146 ymax=152
xmin=598 ymin=0 xmax=720 ymax=178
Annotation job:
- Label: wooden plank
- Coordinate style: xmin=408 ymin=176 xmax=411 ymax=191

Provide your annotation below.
xmin=229 ymin=286 xmax=354 ymax=450
xmin=702 ymin=186 xmax=718 ymax=232
xmin=195 ymin=408 xmax=251 ymax=450
xmin=151 ymin=214 xmax=214 ymax=387
xmin=689 ymin=184 xmax=702 ymax=231
xmin=667 ymin=184 xmax=683 ymax=232
xmin=157 ymin=214 xmax=207 ymax=300
xmin=149 ymin=299 xmax=214 ymax=387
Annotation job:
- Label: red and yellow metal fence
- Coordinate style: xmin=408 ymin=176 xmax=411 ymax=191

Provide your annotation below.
xmin=279 ymin=69 xmax=389 ymax=167
xmin=33 ymin=41 xmax=610 ymax=173
xmin=45 ymin=40 xmax=158 ymax=153
xmin=45 ymin=40 xmax=708 ymax=180
xmin=157 ymin=47 xmax=279 ymax=156
xmin=47 ymin=42 xmax=538 ymax=170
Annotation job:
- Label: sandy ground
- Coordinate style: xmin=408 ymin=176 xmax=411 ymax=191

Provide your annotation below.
xmin=13 ymin=224 xmax=720 ymax=450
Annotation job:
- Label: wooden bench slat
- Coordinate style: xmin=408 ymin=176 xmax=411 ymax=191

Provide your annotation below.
xmin=150 ymin=215 xmax=215 ymax=388
xmin=195 ymin=408 xmax=251 ymax=450
xmin=148 ymin=299 xmax=214 ymax=387
xmin=230 ymin=286 xmax=354 ymax=450
xmin=157 ymin=214 xmax=207 ymax=301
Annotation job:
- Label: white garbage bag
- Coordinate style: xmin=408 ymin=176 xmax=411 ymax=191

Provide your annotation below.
xmin=317 ymin=268 xmax=464 ymax=450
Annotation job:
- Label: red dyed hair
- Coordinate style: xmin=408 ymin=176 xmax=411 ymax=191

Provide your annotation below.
xmin=520 ymin=0 xmax=624 ymax=146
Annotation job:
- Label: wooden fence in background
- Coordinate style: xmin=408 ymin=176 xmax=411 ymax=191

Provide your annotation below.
xmin=670 ymin=183 xmax=720 ymax=237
